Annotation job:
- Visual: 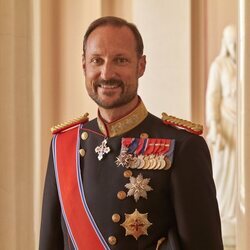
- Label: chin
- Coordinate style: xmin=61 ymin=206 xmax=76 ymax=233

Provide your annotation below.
xmin=89 ymin=91 xmax=137 ymax=109
xmin=97 ymin=100 xmax=122 ymax=109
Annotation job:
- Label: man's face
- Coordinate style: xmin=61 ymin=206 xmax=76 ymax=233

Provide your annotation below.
xmin=83 ymin=25 xmax=146 ymax=109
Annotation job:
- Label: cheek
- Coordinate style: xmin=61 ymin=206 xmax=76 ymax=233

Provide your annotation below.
xmin=121 ymin=68 xmax=138 ymax=80
xmin=85 ymin=65 xmax=100 ymax=79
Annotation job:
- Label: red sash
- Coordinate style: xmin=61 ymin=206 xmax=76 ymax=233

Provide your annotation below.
xmin=52 ymin=125 xmax=109 ymax=250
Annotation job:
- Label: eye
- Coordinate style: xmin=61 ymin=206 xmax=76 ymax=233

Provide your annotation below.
xmin=115 ymin=57 xmax=129 ymax=65
xmin=90 ymin=57 xmax=104 ymax=65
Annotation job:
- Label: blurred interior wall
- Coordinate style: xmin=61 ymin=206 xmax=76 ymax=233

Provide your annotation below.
xmin=191 ymin=0 xmax=237 ymax=125
xmin=132 ymin=1 xmax=191 ymax=119
xmin=0 ymin=0 xmax=34 ymax=249
xmin=237 ymin=1 xmax=250 ymax=249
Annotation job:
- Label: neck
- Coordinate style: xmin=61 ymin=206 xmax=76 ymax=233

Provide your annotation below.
xmin=98 ymin=96 xmax=139 ymax=123
xmin=96 ymin=97 xmax=148 ymax=138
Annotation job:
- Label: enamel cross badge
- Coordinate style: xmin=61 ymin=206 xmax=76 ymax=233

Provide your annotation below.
xmin=95 ymin=138 xmax=110 ymax=161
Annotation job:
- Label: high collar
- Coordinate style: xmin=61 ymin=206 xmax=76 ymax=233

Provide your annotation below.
xmin=97 ymin=99 xmax=148 ymax=138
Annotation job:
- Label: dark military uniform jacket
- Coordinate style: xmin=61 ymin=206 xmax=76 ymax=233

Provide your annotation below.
xmin=39 ymin=100 xmax=223 ymax=250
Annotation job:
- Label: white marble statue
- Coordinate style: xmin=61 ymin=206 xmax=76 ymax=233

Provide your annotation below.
xmin=206 ymin=25 xmax=237 ymax=246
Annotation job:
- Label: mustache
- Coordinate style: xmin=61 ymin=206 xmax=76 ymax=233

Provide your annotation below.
xmin=94 ymin=79 xmax=124 ymax=87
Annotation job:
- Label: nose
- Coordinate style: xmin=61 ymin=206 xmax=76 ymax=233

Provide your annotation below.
xmin=100 ymin=61 xmax=116 ymax=80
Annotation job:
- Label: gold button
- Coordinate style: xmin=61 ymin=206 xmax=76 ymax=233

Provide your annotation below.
xmin=81 ymin=131 xmax=89 ymax=140
xmin=79 ymin=149 xmax=86 ymax=157
xmin=140 ymin=132 xmax=149 ymax=139
xmin=117 ymin=191 xmax=126 ymax=200
xmin=112 ymin=213 xmax=121 ymax=223
xmin=108 ymin=236 xmax=117 ymax=245
xmin=123 ymin=170 xmax=132 ymax=178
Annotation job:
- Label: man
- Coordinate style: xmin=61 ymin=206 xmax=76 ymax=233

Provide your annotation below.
xmin=39 ymin=16 xmax=223 ymax=250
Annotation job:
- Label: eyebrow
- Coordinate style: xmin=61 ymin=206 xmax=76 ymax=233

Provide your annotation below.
xmin=88 ymin=53 xmax=129 ymax=57
xmin=88 ymin=53 xmax=102 ymax=57
xmin=115 ymin=54 xmax=128 ymax=57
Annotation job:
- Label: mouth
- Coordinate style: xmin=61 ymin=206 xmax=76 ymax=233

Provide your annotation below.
xmin=95 ymin=79 xmax=124 ymax=91
xmin=98 ymin=83 xmax=120 ymax=89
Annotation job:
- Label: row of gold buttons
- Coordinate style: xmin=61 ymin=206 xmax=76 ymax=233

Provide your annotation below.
xmin=109 ymin=170 xmax=133 ymax=245
xmin=79 ymin=132 xmax=88 ymax=156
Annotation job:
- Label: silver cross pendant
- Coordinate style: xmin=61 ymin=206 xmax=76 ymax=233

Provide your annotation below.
xmin=95 ymin=138 xmax=111 ymax=161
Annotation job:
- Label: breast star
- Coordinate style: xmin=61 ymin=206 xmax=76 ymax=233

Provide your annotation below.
xmin=125 ymin=173 xmax=153 ymax=202
xmin=120 ymin=209 xmax=152 ymax=240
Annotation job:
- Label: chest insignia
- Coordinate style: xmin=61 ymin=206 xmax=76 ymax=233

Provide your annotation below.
xmin=120 ymin=209 xmax=152 ymax=240
xmin=115 ymin=137 xmax=175 ymax=170
xmin=95 ymin=138 xmax=111 ymax=161
xmin=125 ymin=173 xmax=153 ymax=202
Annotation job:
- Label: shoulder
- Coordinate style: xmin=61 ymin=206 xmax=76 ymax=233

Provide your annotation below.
xmin=161 ymin=112 xmax=203 ymax=136
xmin=50 ymin=113 xmax=89 ymax=134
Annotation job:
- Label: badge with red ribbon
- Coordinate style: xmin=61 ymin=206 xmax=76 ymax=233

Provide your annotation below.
xmin=115 ymin=137 xmax=175 ymax=170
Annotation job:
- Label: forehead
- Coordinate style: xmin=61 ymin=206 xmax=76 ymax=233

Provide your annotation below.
xmin=85 ymin=25 xmax=137 ymax=56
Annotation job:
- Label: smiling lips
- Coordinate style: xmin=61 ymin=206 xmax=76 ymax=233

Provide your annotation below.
xmin=95 ymin=79 xmax=124 ymax=92
xmin=95 ymin=79 xmax=124 ymax=87
xmin=99 ymin=83 xmax=120 ymax=89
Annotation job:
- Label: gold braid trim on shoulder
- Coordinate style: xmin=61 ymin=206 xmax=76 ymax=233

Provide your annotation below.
xmin=162 ymin=112 xmax=203 ymax=135
xmin=51 ymin=113 xmax=89 ymax=134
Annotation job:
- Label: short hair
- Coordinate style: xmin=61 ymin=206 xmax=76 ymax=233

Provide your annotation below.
xmin=83 ymin=16 xmax=144 ymax=58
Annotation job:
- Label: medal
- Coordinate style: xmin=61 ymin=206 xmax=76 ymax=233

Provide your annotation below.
xmin=120 ymin=209 xmax=152 ymax=240
xmin=115 ymin=137 xmax=175 ymax=170
xmin=125 ymin=173 xmax=153 ymax=202
xmin=95 ymin=138 xmax=110 ymax=161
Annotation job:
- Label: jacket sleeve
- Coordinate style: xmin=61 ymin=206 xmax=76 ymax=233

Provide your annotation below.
xmin=170 ymin=134 xmax=223 ymax=250
xmin=39 ymin=143 xmax=64 ymax=250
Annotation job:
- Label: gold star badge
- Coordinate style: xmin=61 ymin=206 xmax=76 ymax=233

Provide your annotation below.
xmin=125 ymin=173 xmax=153 ymax=202
xmin=120 ymin=209 xmax=152 ymax=240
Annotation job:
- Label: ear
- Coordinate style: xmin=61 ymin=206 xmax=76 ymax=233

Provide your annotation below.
xmin=82 ymin=55 xmax=86 ymax=75
xmin=137 ymin=55 xmax=146 ymax=78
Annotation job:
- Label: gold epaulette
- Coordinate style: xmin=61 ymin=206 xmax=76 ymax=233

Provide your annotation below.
xmin=51 ymin=113 xmax=89 ymax=134
xmin=162 ymin=112 xmax=203 ymax=135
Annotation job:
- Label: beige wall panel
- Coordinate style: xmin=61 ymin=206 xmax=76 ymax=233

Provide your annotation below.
xmin=237 ymin=1 xmax=250 ymax=249
xmin=206 ymin=0 xmax=238 ymax=75
xmin=0 ymin=36 xmax=16 ymax=249
xmin=40 ymin=1 xmax=61 ymax=219
xmin=57 ymin=0 xmax=102 ymax=122
xmin=191 ymin=0 xmax=237 ymax=127
xmin=14 ymin=35 xmax=34 ymax=249
xmin=0 ymin=1 xmax=16 ymax=248
xmin=191 ymin=1 xmax=207 ymax=124
xmin=0 ymin=0 xmax=34 ymax=249
xmin=132 ymin=0 xmax=191 ymax=119
xmin=102 ymin=0 xmax=132 ymax=20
